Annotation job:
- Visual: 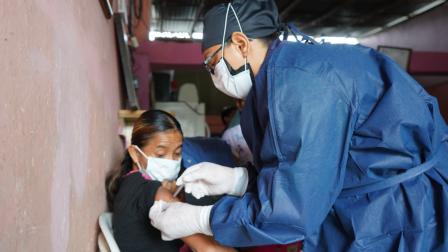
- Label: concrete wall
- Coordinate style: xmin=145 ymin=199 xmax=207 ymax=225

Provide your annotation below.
xmin=360 ymin=3 xmax=448 ymax=52
xmin=132 ymin=0 xmax=152 ymax=109
xmin=360 ymin=3 xmax=448 ymax=122
xmin=0 ymin=0 xmax=123 ymax=251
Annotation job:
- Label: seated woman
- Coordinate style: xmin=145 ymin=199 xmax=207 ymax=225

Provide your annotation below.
xmin=106 ymin=109 xmax=234 ymax=252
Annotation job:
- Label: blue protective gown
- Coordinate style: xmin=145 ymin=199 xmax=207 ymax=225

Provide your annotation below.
xmin=181 ymin=137 xmax=236 ymax=168
xmin=209 ymin=39 xmax=448 ymax=251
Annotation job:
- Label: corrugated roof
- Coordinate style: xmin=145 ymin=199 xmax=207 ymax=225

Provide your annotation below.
xmin=150 ymin=0 xmax=447 ymax=38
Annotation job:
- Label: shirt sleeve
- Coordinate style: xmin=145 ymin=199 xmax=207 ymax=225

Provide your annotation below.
xmin=138 ymin=179 xmax=162 ymax=216
xmin=210 ymin=67 xmax=355 ymax=247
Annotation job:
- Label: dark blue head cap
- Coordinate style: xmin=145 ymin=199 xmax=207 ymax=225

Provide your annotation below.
xmin=201 ymin=0 xmax=280 ymax=51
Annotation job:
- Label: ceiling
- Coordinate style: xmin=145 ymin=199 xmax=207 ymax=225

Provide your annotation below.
xmin=150 ymin=0 xmax=447 ymax=38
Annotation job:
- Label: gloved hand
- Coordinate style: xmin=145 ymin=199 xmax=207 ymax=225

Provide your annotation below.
xmin=149 ymin=200 xmax=213 ymax=240
xmin=176 ymin=162 xmax=248 ymax=199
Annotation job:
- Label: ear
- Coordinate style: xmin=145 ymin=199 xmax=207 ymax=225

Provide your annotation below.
xmin=230 ymin=32 xmax=250 ymax=57
xmin=236 ymin=99 xmax=245 ymax=109
xmin=128 ymin=146 xmax=140 ymax=165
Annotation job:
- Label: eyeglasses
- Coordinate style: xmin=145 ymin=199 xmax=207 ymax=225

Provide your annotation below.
xmin=203 ymin=46 xmax=223 ymax=74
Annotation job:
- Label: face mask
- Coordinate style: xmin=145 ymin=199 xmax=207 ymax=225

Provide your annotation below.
xmin=134 ymin=145 xmax=181 ymax=181
xmin=211 ymin=3 xmax=253 ymax=99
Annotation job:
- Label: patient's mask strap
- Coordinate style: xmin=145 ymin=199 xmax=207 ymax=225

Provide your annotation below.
xmin=133 ymin=145 xmax=147 ymax=170
xmin=134 ymin=145 xmax=148 ymax=159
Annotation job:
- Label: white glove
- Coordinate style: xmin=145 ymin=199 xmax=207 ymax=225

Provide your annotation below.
xmin=176 ymin=162 xmax=248 ymax=199
xmin=149 ymin=201 xmax=213 ymax=240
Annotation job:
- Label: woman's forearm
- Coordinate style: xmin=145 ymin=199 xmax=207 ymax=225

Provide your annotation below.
xmin=182 ymin=234 xmax=236 ymax=252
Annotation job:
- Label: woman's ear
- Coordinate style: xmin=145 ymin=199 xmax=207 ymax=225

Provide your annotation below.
xmin=128 ymin=146 xmax=140 ymax=166
xmin=230 ymin=32 xmax=250 ymax=57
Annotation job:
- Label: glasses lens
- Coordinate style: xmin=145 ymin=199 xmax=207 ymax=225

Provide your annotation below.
xmin=204 ymin=62 xmax=214 ymax=74
xmin=203 ymin=46 xmax=222 ymax=74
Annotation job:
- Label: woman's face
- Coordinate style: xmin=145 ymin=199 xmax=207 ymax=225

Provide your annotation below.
xmin=131 ymin=129 xmax=183 ymax=169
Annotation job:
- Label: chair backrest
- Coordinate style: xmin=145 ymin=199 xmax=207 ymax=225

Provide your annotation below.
xmin=98 ymin=212 xmax=120 ymax=252
xmin=178 ymin=83 xmax=199 ymax=103
xmin=98 ymin=232 xmax=110 ymax=252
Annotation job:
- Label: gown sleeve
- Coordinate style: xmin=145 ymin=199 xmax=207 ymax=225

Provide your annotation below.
xmin=210 ymin=67 xmax=355 ymax=247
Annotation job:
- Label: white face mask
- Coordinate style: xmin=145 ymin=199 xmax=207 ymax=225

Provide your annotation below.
xmin=211 ymin=3 xmax=253 ymax=99
xmin=134 ymin=145 xmax=181 ymax=182
xmin=211 ymin=58 xmax=253 ymax=99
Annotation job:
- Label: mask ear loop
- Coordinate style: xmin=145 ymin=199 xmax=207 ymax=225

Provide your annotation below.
xmin=133 ymin=145 xmax=147 ymax=172
xmin=222 ymin=3 xmax=248 ymax=71
xmin=221 ymin=4 xmax=231 ymax=59
xmin=229 ymin=4 xmax=247 ymax=71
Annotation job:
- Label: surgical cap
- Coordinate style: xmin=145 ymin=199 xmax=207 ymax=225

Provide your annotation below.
xmin=201 ymin=0 xmax=280 ymax=51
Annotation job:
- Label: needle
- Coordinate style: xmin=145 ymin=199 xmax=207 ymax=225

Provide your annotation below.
xmin=173 ymin=184 xmax=184 ymax=198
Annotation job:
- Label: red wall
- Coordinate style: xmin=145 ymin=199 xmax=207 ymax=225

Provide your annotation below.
xmin=137 ymin=40 xmax=204 ymax=70
xmin=409 ymin=52 xmax=448 ymax=74
xmin=426 ymin=83 xmax=448 ymax=123
xmin=133 ymin=41 xmax=204 ymax=108
xmin=0 ymin=1 xmax=123 ymax=251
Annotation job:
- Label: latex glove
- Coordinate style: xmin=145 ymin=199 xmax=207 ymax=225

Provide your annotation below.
xmin=149 ymin=200 xmax=213 ymax=240
xmin=176 ymin=162 xmax=248 ymax=199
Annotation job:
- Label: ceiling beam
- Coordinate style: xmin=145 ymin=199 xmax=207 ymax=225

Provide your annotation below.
xmin=299 ymin=0 xmax=352 ymax=31
xmin=280 ymin=0 xmax=303 ymax=21
xmin=159 ymin=1 xmax=166 ymax=31
xmin=349 ymin=0 xmax=402 ymax=26
xmin=344 ymin=0 xmax=403 ymax=36
xmin=190 ymin=0 xmax=204 ymax=34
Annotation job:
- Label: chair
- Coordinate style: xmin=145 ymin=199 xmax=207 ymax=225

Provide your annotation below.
xmin=177 ymin=83 xmax=199 ymax=103
xmin=98 ymin=212 xmax=120 ymax=252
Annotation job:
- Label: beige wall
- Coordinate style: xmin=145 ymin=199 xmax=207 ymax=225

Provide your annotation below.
xmin=0 ymin=0 xmax=123 ymax=251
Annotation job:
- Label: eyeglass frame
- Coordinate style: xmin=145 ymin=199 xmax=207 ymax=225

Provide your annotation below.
xmin=203 ymin=45 xmax=223 ymax=75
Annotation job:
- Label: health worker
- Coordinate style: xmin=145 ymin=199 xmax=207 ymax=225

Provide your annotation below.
xmin=150 ymin=1 xmax=448 ymax=251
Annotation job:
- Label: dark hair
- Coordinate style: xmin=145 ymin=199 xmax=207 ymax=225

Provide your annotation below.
xmin=105 ymin=110 xmax=182 ymax=210
xmin=225 ymin=31 xmax=278 ymax=48
xmin=257 ymin=32 xmax=279 ymax=46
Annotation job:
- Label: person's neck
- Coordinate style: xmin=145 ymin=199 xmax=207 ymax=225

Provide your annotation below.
xmin=249 ymin=44 xmax=269 ymax=76
xmin=131 ymin=165 xmax=139 ymax=172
